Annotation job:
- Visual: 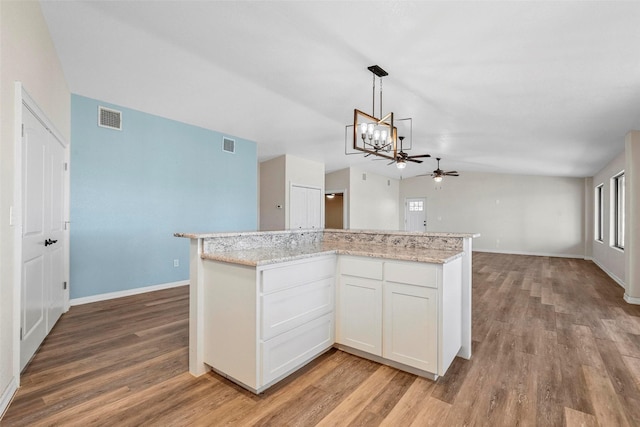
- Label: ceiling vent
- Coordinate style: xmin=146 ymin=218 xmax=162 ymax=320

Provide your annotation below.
xmin=222 ymin=137 xmax=235 ymax=153
xmin=98 ymin=106 xmax=122 ymax=130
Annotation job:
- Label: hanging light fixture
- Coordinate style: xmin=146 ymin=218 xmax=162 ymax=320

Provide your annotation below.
xmin=352 ymin=65 xmax=396 ymax=160
xmin=349 ymin=65 xmax=429 ymax=168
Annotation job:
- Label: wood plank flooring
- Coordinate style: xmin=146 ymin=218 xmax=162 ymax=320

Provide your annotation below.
xmin=3 ymin=253 xmax=640 ymax=426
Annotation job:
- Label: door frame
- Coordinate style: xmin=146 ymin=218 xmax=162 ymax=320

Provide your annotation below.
xmin=12 ymin=82 xmax=70 ymax=381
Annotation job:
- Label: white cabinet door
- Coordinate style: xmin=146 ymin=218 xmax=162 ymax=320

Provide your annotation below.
xmin=383 ymin=282 xmax=438 ymax=372
xmin=337 ymin=275 xmax=382 ymax=356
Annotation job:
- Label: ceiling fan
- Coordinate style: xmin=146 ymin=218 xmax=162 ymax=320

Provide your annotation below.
xmin=421 ymin=157 xmax=459 ymax=182
xmin=387 ymin=136 xmax=431 ymax=169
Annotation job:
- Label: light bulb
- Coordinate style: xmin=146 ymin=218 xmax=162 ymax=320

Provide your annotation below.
xmin=434 ymin=176 xmax=443 ymax=182
xmin=373 ymin=130 xmax=380 ymax=143
xmin=360 ymin=123 xmax=368 ymax=137
xmin=380 ymin=130 xmax=387 ymax=142
xmin=396 ymin=160 xmax=407 ymax=169
xmin=367 ymin=123 xmax=374 ymax=136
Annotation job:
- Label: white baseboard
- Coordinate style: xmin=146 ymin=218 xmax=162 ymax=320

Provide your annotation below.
xmin=70 ymin=280 xmax=189 ymax=306
xmin=624 ymin=294 xmax=640 ymax=305
xmin=474 ymin=248 xmax=585 ymax=259
xmin=591 ymin=258 xmax=626 ymax=289
xmin=0 ymin=377 xmax=18 ymax=420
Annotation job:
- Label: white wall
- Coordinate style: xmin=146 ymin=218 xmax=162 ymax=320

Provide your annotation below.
xmin=348 ymin=167 xmax=400 ymax=230
xmin=590 ymin=150 xmax=626 ymax=286
xmin=0 ymin=0 xmax=70 ymax=413
xmin=400 ymin=172 xmax=586 ymax=257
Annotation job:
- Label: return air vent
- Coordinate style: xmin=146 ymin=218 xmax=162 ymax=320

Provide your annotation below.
xmin=98 ymin=106 xmax=122 ymax=130
xmin=222 ymin=137 xmax=235 ymax=153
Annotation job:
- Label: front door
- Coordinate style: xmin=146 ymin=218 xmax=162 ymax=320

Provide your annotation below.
xmin=405 ymin=197 xmax=427 ymax=232
xmin=20 ymin=105 xmax=66 ymax=370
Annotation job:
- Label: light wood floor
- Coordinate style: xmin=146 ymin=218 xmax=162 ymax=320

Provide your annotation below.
xmin=3 ymin=253 xmax=640 ymax=426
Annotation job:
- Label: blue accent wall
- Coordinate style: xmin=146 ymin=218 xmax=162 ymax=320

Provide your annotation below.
xmin=70 ymin=95 xmax=257 ymax=299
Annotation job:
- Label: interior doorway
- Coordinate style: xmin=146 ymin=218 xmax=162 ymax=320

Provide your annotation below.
xmin=325 ymin=192 xmax=344 ymax=229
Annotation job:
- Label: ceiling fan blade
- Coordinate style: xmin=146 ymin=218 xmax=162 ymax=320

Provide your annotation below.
xmin=445 ymin=172 xmax=459 ymax=176
xmin=446 ymin=170 xmax=458 ymax=174
xmin=387 ymin=160 xmax=395 ymax=166
xmin=407 ymin=158 xmax=423 ymax=163
xmin=407 ymin=154 xmax=431 ymax=159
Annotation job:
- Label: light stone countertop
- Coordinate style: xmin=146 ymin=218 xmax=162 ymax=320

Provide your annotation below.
xmin=200 ymin=241 xmax=463 ymax=266
xmin=175 ymin=229 xmax=479 ymax=240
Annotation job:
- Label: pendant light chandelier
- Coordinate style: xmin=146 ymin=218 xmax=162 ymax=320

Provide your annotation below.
xmin=350 ymin=66 xmax=430 ymax=169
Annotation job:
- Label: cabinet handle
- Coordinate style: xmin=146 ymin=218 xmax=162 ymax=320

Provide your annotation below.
xmin=44 ymin=239 xmax=58 ymax=247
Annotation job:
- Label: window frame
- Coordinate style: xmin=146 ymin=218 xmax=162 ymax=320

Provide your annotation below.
xmin=594 ymin=184 xmax=604 ymax=242
xmin=611 ymin=172 xmax=625 ymax=250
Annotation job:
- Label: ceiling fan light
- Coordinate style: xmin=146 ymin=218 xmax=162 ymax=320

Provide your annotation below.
xmin=396 ymin=160 xmax=407 ymax=169
xmin=433 ymin=175 xmax=443 ymax=183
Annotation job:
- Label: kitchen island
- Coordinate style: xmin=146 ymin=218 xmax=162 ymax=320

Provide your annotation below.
xmin=176 ymin=229 xmax=478 ymax=393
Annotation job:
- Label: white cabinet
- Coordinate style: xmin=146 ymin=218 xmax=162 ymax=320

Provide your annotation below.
xmin=203 ymin=254 xmax=336 ymax=393
xmin=336 ymin=255 xmax=462 ymax=377
xmin=336 ymin=256 xmax=383 ymax=355
xmin=383 ymin=282 xmax=437 ymax=372
xmin=338 ymin=275 xmax=382 ymax=355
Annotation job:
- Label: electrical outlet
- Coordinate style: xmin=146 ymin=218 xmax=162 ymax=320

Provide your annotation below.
xmin=173 ymin=259 xmax=179 ymax=267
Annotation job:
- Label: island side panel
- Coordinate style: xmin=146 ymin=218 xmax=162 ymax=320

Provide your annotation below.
xmin=203 ymin=260 xmax=258 ymax=390
xmin=440 ymin=256 xmax=463 ymax=375
xmin=458 ymin=237 xmax=473 ymax=359
xmin=189 ymin=238 xmax=207 ymax=376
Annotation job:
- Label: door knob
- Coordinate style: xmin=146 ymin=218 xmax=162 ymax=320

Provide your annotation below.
xmin=44 ymin=239 xmax=58 ymax=247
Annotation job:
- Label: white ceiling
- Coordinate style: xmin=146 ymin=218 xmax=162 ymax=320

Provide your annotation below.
xmin=40 ymin=1 xmax=640 ymax=179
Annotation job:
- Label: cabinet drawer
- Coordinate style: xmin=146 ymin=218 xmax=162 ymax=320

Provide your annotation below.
xmin=261 ymin=256 xmax=336 ymax=294
xmin=384 ymin=261 xmax=438 ymax=288
xmin=340 ymin=257 xmax=383 ymax=280
xmin=261 ymin=312 xmax=334 ymax=385
xmin=262 ymin=277 xmax=334 ymax=340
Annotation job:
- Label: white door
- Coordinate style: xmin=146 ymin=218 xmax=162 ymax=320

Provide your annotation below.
xmin=305 ymin=187 xmax=321 ymax=229
xmin=405 ymin=197 xmax=427 ymax=232
xmin=290 ymin=185 xmax=307 ymax=229
xmin=21 ymin=105 xmax=66 ymax=370
xmin=290 ymin=185 xmax=322 ymax=229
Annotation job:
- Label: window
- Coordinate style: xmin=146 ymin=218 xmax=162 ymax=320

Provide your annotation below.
xmin=595 ymin=184 xmax=603 ymax=242
xmin=612 ymin=172 xmax=625 ymax=250
xmin=409 ymin=200 xmax=424 ymax=211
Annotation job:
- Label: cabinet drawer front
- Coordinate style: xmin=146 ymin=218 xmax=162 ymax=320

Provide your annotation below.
xmin=262 ymin=277 xmax=334 ymax=340
xmin=340 ymin=257 xmax=383 ymax=280
xmin=261 ymin=256 xmax=336 ymax=294
xmin=261 ymin=312 xmax=334 ymax=386
xmin=384 ymin=261 xmax=439 ymax=288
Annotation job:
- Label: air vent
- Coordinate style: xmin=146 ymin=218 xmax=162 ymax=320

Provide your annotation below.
xmin=222 ymin=137 xmax=235 ymax=153
xmin=98 ymin=106 xmax=122 ymax=130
